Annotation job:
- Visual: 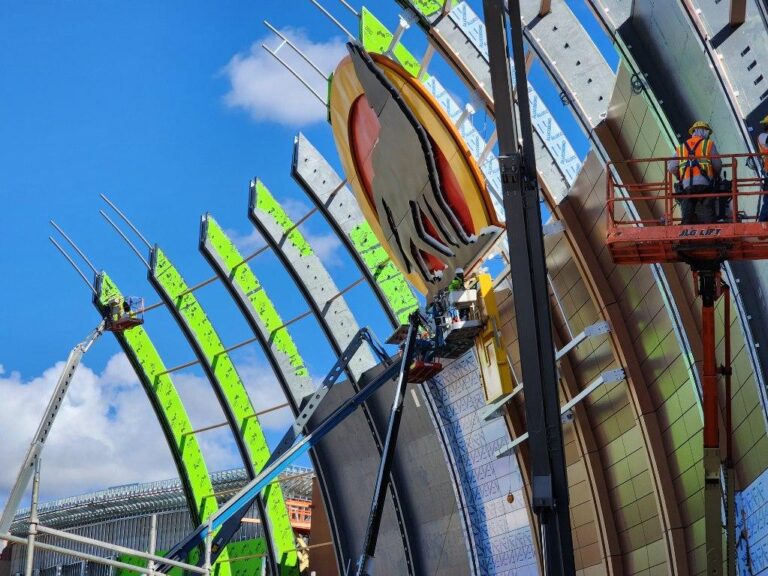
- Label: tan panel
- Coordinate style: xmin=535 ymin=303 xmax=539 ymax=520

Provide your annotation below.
xmin=556 ymin=161 xmax=687 ymax=574
xmin=496 ymin=277 xmax=617 ymax=572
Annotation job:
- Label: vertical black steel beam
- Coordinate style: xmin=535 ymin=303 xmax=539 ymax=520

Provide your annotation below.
xmin=482 ymin=0 xmax=575 ymax=573
xmin=355 ymin=314 xmax=419 ymax=576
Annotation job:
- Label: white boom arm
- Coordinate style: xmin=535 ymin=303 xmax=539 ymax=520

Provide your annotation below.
xmin=0 ymin=322 xmax=105 ymax=535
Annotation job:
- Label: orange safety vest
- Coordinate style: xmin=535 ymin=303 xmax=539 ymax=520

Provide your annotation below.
xmin=759 ymin=135 xmax=768 ymax=172
xmin=676 ymin=136 xmax=715 ymax=184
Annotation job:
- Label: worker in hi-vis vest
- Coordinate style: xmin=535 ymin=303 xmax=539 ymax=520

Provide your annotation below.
xmin=757 ymin=115 xmax=768 ymax=222
xmin=668 ymin=121 xmax=722 ymax=224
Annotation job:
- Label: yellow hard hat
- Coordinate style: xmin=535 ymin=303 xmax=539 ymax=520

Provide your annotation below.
xmin=689 ymin=120 xmax=713 ymax=134
xmin=760 ymin=115 xmax=768 ymax=125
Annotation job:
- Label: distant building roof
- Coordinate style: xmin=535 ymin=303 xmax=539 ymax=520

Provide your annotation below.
xmin=11 ymin=466 xmax=313 ymax=534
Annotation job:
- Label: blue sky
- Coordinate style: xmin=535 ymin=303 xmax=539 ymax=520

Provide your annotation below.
xmin=0 ymin=1 xmax=617 ymax=502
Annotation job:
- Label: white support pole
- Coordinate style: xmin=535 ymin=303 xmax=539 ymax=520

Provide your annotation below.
xmin=554 ymin=321 xmax=611 ymax=361
xmin=307 ymin=0 xmax=356 ymax=40
xmin=455 ymin=103 xmax=476 ymax=130
xmin=203 ymin=519 xmax=213 ymax=576
xmin=33 ymin=526 xmax=206 ymax=574
xmin=418 ymin=44 xmax=435 ymax=80
xmin=264 ymin=21 xmax=329 ymax=80
xmin=494 ymin=369 xmax=625 ymax=458
xmin=24 ymin=459 xmax=41 ymax=576
xmin=385 ymin=15 xmax=411 ymax=59
xmin=262 ymin=44 xmax=327 ymax=106
xmin=147 ymin=514 xmax=157 ymax=575
xmin=480 ymin=384 xmax=524 ymax=422
xmin=478 ymin=130 xmax=498 ymax=165
xmin=1 ymin=534 xmax=197 ymax=576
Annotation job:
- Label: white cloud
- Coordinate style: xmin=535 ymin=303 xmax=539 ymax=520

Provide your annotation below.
xmin=0 ymin=352 xmax=294 ymax=506
xmin=222 ymin=28 xmax=347 ymax=126
xmin=0 ymin=354 xmax=177 ymax=504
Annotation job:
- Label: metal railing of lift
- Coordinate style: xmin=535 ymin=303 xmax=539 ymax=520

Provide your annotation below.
xmin=606 ymin=152 xmax=768 ymax=229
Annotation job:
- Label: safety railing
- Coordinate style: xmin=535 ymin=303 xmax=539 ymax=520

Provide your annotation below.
xmin=607 ymin=152 xmax=768 ymax=230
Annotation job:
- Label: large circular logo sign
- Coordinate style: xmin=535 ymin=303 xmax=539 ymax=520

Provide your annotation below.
xmin=329 ymin=45 xmax=503 ymax=296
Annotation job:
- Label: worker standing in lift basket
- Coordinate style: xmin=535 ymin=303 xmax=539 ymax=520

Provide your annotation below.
xmin=668 ymin=121 xmax=722 ymax=224
xmin=757 ymin=115 xmax=768 ymax=222
xmin=448 ymin=267 xmax=465 ymax=323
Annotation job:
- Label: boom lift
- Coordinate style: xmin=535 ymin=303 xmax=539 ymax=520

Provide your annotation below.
xmin=606 ymin=153 xmax=768 ymax=575
xmin=0 ymin=322 xmax=105 ymax=536
xmin=157 ymin=312 xmax=441 ymax=574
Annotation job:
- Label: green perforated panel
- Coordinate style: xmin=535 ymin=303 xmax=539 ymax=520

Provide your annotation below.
xmin=94 ymin=273 xmax=231 ymax=576
xmin=405 ymin=0 xmax=445 ymax=18
xmin=349 ymin=224 xmax=419 ymax=324
xmin=203 ymin=217 xmax=310 ymax=382
xmin=115 ymin=539 xmax=265 ymax=576
xmin=360 ymin=8 xmax=422 ymax=77
xmin=253 ymin=180 xmax=312 ymax=257
xmin=150 ymin=248 xmax=299 ymax=576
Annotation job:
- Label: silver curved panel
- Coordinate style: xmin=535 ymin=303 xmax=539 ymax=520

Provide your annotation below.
xmin=292 ymin=133 xmax=477 ymax=574
xmin=249 ymin=181 xmax=376 ymax=379
xmin=248 ymin=181 xmax=417 ymax=574
xmin=519 ymin=0 xmax=614 ymax=127
xmin=574 ymin=3 xmax=768 ymax=566
xmin=675 ymin=0 xmax=768 ymax=124
xmin=588 ymin=0 xmax=768 ymax=431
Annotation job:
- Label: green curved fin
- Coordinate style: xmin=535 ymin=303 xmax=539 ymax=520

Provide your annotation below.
xmin=149 ymin=248 xmax=299 ymax=576
xmin=94 ymin=272 xmax=231 ymax=576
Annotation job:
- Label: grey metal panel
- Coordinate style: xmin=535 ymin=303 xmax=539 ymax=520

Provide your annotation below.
xmin=248 ymin=183 xmax=416 ymax=574
xmin=619 ymin=0 xmax=747 ymax=152
xmin=355 ymin=363 xmax=474 ymax=574
xmin=433 ymin=13 xmax=493 ymax=103
xmin=588 ymin=0 xmax=632 ymax=30
xmin=688 ymin=0 xmax=768 ymax=122
xmin=305 ymin=377 xmax=409 ymax=573
xmin=249 ymin=184 xmax=376 ymax=380
xmin=520 ymin=0 xmax=614 ymax=127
